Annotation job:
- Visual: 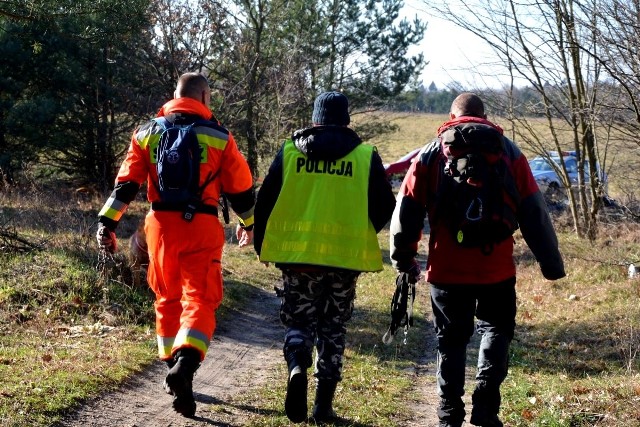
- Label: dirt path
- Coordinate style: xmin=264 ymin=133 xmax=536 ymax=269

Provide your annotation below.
xmin=401 ymin=289 xmax=441 ymax=427
xmin=59 ymin=284 xmax=283 ymax=427
xmin=58 ymin=283 xmax=443 ymax=427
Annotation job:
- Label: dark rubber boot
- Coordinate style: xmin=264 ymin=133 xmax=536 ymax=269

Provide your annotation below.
xmin=470 ymin=381 xmax=503 ymax=427
xmin=311 ymin=379 xmax=338 ymax=423
xmin=437 ymin=397 xmax=465 ymax=426
xmin=163 ymin=359 xmax=177 ymax=395
xmin=469 ymin=412 xmax=504 ymax=427
xmin=284 ymin=351 xmax=309 ymax=423
xmin=164 ymin=348 xmax=200 ymax=418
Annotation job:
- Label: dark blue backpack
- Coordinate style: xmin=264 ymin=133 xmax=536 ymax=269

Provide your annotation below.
xmin=153 ymin=117 xmax=215 ymax=220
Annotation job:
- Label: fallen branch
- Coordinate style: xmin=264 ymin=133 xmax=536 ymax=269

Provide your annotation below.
xmin=0 ymin=226 xmax=46 ymax=254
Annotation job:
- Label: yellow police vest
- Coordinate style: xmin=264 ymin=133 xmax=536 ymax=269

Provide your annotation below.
xmin=260 ymin=139 xmax=383 ymax=272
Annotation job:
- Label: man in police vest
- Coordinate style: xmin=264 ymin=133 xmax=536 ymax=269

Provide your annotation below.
xmin=253 ymin=91 xmax=396 ymax=423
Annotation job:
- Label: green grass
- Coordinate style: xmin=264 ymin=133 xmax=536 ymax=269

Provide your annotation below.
xmin=2 ymin=113 xmax=640 ymax=426
xmin=0 ymin=329 xmax=155 ymax=426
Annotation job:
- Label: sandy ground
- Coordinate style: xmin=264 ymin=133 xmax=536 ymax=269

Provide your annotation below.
xmin=57 ymin=283 xmax=445 ymax=427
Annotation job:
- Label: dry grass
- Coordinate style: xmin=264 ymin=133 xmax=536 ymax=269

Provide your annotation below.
xmin=1 ymin=113 xmax=640 ymax=426
xmin=356 ymin=112 xmax=448 ymax=163
xmin=358 ymin=112 xmax=639 ymax=204
xmin=500 ymin=218 xmax=640 ymax=425
xmin=0 ymin=185 xmax=159 ymax=426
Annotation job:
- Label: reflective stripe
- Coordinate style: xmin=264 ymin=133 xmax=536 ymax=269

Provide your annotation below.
xmin=157 ymin=335 xmax=175 ymax=360
xmin=196 ymin=127 xmax=229 ymax=150
xmin=136 ymin=123 xmax=229 ymax=163
xmin=265 ymin=219 xmax=370 ymax=238
xmin=262 ymin=219 xmax=379 ymax=265
xmin=239 ymin=216 xmax=254 ymax=228
xmin=263 ymin=239 xmax=373 ymax=259
xmin=136 ymin=128 xmax=161 ymax=150
xmin=238 ymin=208 xmax=255 ymax=227
xmin=98 ymin=197 xmax=128 ymax=221
xmin=174 ymin=328 xmax=209 ymax=356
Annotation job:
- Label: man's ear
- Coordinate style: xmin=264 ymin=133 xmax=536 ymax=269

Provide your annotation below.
xmin=449 ymin=112 xmax=456 ymax=120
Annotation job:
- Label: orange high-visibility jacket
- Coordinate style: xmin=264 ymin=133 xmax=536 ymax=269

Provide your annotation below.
xmin=98 ymin=97 xmax=254 ymax=228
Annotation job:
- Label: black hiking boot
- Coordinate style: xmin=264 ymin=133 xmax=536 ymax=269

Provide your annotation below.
xmin=437 ymin=397 xmax=465 ymax=427
xmin=284 ymin=351 xmax=309 ymax=423
xmin=164 ymin=348 xmax=200 ymax=418
xmin=162 ymin=359 xmax=177 ymax=395
xmin=311 ymin=379 xmax=338 ymax=423
xmin=469 ymin=413 xmax=503 ymax=427
xmin=470 ymin=382 xmax=503 ymax=426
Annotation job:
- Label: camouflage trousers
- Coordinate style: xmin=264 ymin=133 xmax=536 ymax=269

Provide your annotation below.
xmin=279 ymin=268 xmax=359 ymax=381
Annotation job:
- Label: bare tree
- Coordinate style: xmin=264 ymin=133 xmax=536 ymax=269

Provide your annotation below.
xmin=574 ymin=0 xmax=640 ymax=202
xmin=209 ymin=0 xmax=312 ymax=178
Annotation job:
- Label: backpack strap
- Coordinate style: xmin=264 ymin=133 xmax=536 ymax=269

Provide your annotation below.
xmin=423 ymin=139 xmax=450 ymax=226
xmin=149 ymin=117 xmax=171 ymax=197
xmin=189 ymin=119 xmax=231 ymax=221
xmin=152 ymin=116 xmax=171 ymax=131
xmin=152 ymin=117 xmax=221 ymax=194
xmin=189 ymin=119 xmax=224 ymax=196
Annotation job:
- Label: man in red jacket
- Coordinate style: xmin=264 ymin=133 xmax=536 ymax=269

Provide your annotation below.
xmin=96 ymin=72 xmax=255 ymax=418
xmin=389 ymin=93 xmax=565 ymax=427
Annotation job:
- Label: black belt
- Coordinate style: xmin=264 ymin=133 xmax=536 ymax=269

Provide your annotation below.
xmin=151 ymin=202 xmax=218 ymax=216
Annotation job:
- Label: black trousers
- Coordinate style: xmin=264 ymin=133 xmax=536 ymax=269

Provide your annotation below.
xmin=430 ymin=277 xmax=517 ymax=423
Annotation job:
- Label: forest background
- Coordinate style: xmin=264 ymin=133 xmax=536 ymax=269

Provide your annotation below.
xmin=2 ymin=0 xmax=640 ymax=238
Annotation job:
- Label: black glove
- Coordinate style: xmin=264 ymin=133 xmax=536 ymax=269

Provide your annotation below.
xmin=541 ymin=263 xmax=566 ymax=281
xmin=404 ymin=261 xmax=422 ymax=284
xmin=96 ymin=223 xmax=117 ymax=254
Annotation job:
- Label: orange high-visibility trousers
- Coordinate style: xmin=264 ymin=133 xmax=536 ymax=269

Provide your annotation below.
xmin=144 ymin=210 xmax=224 ymax=362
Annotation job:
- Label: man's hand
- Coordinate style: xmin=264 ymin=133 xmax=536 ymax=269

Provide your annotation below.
xmin=541 ymin=263 xmax=566 ymax=281
xmin=405 ymin=262 xmax=422 ymax=284
xmin=96 ymin=223 xmax=117 ymax=254
xmin=236 ymin=224 xmax=253 ymax=248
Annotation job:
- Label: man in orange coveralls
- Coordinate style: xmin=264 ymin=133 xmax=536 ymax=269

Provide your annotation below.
xmin=96 ymin=72 xmax=255 ymax=418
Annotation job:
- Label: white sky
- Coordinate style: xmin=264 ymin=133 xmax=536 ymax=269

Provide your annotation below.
xmin=402 ymin=2 xmax=508 ymax=90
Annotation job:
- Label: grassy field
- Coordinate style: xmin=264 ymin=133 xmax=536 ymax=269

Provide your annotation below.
xmin=362 ymin=112 xmax=448 ymax=164
xmin=1 ymin=113 xmax=640 ymax=426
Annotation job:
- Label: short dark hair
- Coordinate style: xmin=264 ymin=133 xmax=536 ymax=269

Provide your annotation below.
xmin=450 ymin=93 xmax=485 ymax=118
xmin=176 ymin=73 xmax=209 ymax=100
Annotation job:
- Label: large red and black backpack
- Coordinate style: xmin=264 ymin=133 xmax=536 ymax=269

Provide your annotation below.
xmin=435 ymin=122 xmax=520 ymax=254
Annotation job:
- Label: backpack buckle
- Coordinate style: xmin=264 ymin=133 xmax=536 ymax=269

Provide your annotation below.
xmin=182 ymin=202 xmax=197 ymax=222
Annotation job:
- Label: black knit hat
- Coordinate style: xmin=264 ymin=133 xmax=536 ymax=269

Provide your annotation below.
xmin=312 ymin=91 xmax=350 ymax=126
